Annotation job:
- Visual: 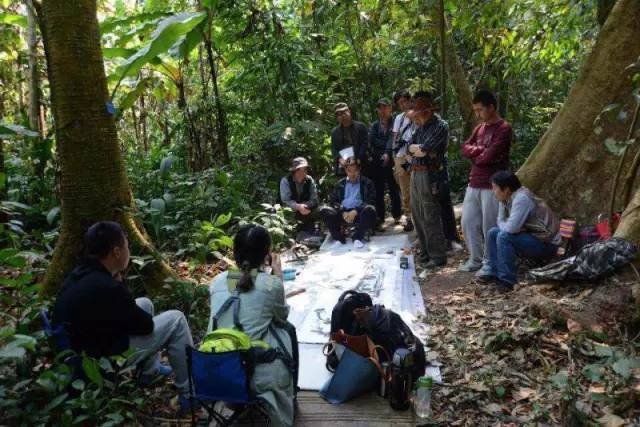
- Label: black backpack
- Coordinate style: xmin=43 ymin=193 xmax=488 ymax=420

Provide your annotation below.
xmin=329 ymin=290 xmax=373 ymax=335
xmin=354 ymin=304 xmax=426 ymax=380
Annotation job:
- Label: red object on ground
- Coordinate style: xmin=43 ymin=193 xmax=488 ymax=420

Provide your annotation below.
xmin=595 ymin=213 xmax=621 ymax=240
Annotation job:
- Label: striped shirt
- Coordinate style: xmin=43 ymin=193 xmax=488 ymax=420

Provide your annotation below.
xmin=411 ymin=114 xmax=449 ymax=170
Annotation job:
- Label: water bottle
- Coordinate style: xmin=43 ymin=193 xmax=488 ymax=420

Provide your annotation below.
xmin=378 ymin=361 xmax=390 ymax=398
xmin=414 ymin=376 xmax=433 ymax=419
xmin=389 ymin=348 xmax=413 ymax=410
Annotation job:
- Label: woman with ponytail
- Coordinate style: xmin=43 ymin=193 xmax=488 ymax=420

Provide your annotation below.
xmin=207 ymin=225 xmax=296 ymax=426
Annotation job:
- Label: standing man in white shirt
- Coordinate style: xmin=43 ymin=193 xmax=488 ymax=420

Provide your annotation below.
xmin=392 ymin=90 xmax=415 ymax=232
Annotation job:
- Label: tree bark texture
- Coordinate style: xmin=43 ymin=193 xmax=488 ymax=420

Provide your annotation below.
xmin=25 ymin=0 xmax=41 ymax=136
xmin=432 ymin=8 xmax=477 ymax=136
xmin=597 ymin=0 xmax=617 ymax=26
xmin=39 ymin=0 xmax=175 ymax=295
xmin=518 ymin=0 xmax=640 ymax=237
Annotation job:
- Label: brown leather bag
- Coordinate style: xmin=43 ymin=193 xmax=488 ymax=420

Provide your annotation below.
xmin=324 ymin=329 xmax=390 ymax=374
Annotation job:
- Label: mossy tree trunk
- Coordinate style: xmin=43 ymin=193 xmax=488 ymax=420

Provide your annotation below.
xmin=38 ymin=0 xmax=175 ymax=295
xmin=517 ymin=0 xmax=640 ymax=244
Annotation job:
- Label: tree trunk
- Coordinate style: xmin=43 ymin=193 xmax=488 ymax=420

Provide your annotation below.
xmin=25 ymin=0 xmax=42 ymax=135
xmin=203 ymin=21 xmax=230 ymax=165
xmin=38 ymin=0 xmax=175 ymax=295
xmin=433 ymin=9 xmax=477 ymax=136
xmin=597 ymin=0 xmax=617 ymax=26
xmin=518 ymin=0 xmax=640 ymax=239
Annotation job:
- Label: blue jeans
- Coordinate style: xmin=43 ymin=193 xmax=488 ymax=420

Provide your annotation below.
xmin=484 ymin=227 xmax=557 ymax=286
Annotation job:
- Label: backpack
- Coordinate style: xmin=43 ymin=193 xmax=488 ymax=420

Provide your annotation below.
xmin=330 ymin=290 xmax=373 ymax=335
xmin=199 ymin=328 xmax=269 ymax=353
xmin=354 ymin=304 xmax=426 ymax=381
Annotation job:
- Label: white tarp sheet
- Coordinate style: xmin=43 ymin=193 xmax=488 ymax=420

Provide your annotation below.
xmin=284 ymin=233 xmax=429 ymax=390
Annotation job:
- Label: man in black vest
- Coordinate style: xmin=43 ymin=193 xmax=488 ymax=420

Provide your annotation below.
xmin=279 ymin=157 xmax=319 ymax=231
xmin=320 ymin=157 xmax=377 ymax=248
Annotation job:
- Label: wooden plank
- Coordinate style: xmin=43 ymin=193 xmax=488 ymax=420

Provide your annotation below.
xmin=294 ymin=391 xmax=416 ymax=426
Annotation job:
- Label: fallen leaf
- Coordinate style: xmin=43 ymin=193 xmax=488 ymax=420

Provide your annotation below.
xmin=482 ymin=403 xmax=504 ymax=415
xmin=596 ymin=413 xmax=625 ymax=427
xmin=512 ymin=387 xmax=536 ymax=402
xmin=567 ymin=318 xmax=583 ymax=333
xmin=468 ymin=382 xmax=490 ymax=392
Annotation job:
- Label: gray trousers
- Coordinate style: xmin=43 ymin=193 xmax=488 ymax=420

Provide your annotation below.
xmin=410 ymin=170 xmax=447 ymax=261
xmin=130 ymin=298 xmax=194 ymax=394
xmin=461 ymin=186 xmax=499 ymax=264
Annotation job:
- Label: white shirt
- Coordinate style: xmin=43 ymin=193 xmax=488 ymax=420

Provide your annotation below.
xmin=392 ymin=113 xmax=415 ymax=157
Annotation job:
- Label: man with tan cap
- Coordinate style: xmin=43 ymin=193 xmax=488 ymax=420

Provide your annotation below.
xmin=280 ymin=157 xmax=319 ymax=231
xmin=407 ymin=91 xmax=449 ymax=269
xmin=330 ymin=102 xmax=369 ymax=176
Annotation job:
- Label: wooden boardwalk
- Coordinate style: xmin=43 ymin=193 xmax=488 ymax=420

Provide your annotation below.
xmin=294 ymin=391 xmax=417 ymax=426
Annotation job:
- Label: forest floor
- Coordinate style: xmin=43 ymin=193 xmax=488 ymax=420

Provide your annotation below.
xmin=144 ymin=225 xmax=640 ymax=426
xmin=418 ymin=249 xmax=640 ymax=426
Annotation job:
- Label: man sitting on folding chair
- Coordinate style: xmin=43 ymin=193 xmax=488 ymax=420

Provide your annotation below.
xmin=51 ymin=221 xmax=196 ymax=414
xmin=203 ymin=225 xmax=298 ymax=427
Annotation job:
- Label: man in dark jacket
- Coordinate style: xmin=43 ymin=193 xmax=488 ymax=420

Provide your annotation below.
xmin=368 ymin=98 xmax=402 ymax=229
xmin=52 ymin=221 xmax=195 ymax=412
xmin=330 ymin=102 xmax=369 ymax=176
xmin=320 ymin=157 xmax=377 ymax=248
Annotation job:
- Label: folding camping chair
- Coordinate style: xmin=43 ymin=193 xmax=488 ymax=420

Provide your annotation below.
xmin=40 ymin=308 xmax=71 ymax=351
xmin=186 ymin=346 xmax=271 ymax=426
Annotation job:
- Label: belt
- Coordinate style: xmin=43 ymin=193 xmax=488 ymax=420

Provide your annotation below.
xmin=412 ymin=164 xmax=428 ymax=172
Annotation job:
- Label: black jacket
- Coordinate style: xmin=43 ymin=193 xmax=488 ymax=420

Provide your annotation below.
xmin=329 ymin=175 xmax=376 ymax=208
xmin=52 ymin=260 xmax=153 ymax=357
xmin=330 ymin=121 xmax=369 ymax=174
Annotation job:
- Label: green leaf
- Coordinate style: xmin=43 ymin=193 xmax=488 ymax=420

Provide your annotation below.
xmin=43 ymin=393 xmax=68 ymax=412
xmin=612 ymin=357 xmax=640 ymax=379
xmin=46 ymin=207 xmax=61 ymax=225
xmin=0 ymin=335 xmax=37 ymax=359
xmin=0 ymin=13 xmax=27 ymax=28
xmin=160 ymin=156 xmax=174 ymax=177
xmin=114 ymin=12 xmax=207 ymax=80
xmin=116 ymin=78 xmax=153 ymax=114
xmin=213 ymin=212 xmax=232 ymax=227
xmin=550 ymin=370 xmax=569 ymax=389
xmin=102 ymin=47 xmax=137 ymax=59
xmin=150 ymin=198 xmax=166 ymax=214
xmin=582 ymin=364 xmax=605 ymax=382
xmin=170 ymin=21 xmax=205 ymax=59
xmin=82 ymin=357 xmax=104 ymax=388
xmin=100 ymin=11 xmax=170 ymax=34
xmin=0 ymin=123 xmax=39 ymax=139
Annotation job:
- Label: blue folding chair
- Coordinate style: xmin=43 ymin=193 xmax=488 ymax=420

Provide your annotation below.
xmin=186 ymin=346 xmax=270 ymax=426
xmin=40 ymin=308 xmax=72 ymax=352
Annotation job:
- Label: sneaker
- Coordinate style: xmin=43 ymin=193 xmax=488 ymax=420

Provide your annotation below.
xmin=376 ymin=222 xmax=387 ymax=232
xmin=330 ymin=240 xmax=346 ymax=249
xmin=449 ymin=241 xmax=464 ymax=252
xmin=424 ymin=258 xmax=447 ymax=269
xmin=394 ymin=217 xmax=402 ymax=225
xmin=353 ymin=239 xmax=364 ymax=249
xmin=403 ymin=219 xmax=414 ymax=232
xmin=139 ymin=364 xmax=172 ymax=386
xmin=458 ymin=260 xmax=482 ymax=272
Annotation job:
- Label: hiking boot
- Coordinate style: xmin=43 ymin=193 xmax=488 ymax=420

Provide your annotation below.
xmin=394 ymin=216 xmax=402 ymax=225
xmin=139 ymin=364 xmax=172 ymax=387
xmin=459 ymin=260 xmax=482 ymax=272
xmin=476 ymin=274 xmax=496 ymax=284
xmin=403 ymin=219 xmax=414 ymax=232
xmin=417 ymin=253 xmax=430 ymax=264
xmin=424 ymin=258 xmax=447 ymax=269
xmin=376 ymin=222 xmax=387 ymax=232
xmin=493 ymin=280 xmax=514 ymax=293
